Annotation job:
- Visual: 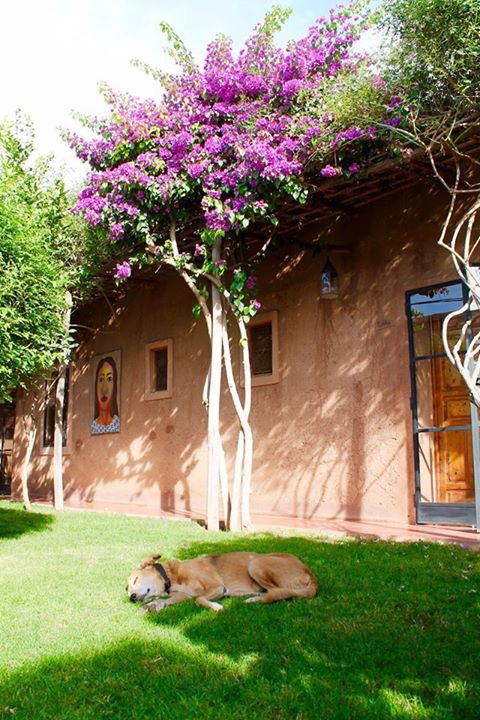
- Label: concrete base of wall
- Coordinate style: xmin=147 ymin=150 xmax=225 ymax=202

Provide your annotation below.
xmin=11 ymin=495 xmax=479 ymax=549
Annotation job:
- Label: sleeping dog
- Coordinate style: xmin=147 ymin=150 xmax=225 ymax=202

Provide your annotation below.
xmin=127 ymin=551 xmax=317 ymax=612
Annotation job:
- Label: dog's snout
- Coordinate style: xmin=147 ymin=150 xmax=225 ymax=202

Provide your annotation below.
xmin=130 ymin=593 xmax=137 ymax=602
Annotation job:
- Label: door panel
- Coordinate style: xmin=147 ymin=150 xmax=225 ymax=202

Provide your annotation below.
xmin=432 ymin=320 xmax=475 ymax=503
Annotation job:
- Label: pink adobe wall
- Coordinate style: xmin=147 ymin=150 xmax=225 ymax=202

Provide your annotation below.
xmin=12 ymin=181 xmax=456 ymax=527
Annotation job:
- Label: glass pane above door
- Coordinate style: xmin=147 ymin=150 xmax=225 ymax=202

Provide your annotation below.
xmin=409 ymin=284 xmax=465 ymax=357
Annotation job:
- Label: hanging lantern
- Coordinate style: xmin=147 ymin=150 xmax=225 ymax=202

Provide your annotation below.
xmin=320 ymin=256 xmax=339 ymax=299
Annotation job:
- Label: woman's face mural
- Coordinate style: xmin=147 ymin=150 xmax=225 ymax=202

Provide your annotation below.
xmin=91 ymin=352 xmax=120 ymax=435
xmin=96 ymin=360 xmax=114 ymax=415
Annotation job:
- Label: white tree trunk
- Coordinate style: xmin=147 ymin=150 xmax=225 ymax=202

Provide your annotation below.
xmin=221 ymin=315 xmax=254 ymax=530
xmin=52 ymin=291 xmax=72 ymax=511
xmin=230 ymin=433 xmax=244 ymax=531
xmin=217 ymin=426 xmax=230 ymax=526
xmin=239 ymin=319 xmax=253 ymax=530
xmin=159 ymin=222 xmax=256 ymax=530
xmin=206 ymin=238 xmax=223 ymax=530
xmin=431 ymin=151 xmax=480 ymax=403
xmin=21 ymin=414 xmax=36 ymax=511
xmin=53 ymin=366 xmax=66 ymax=510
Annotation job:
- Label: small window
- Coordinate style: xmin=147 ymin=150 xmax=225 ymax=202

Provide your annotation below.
xmin=145 ymin=339 xmax=173 ymax=400
xmin=43 ymin=369 xmax=69 ymax=448
xmin=250 ymin=323 xmax=273 ymax=376
xmin=153 ymin=347 xmax=168 ymax=392
xmin=246 ymin=311 xmax=279 ymax=386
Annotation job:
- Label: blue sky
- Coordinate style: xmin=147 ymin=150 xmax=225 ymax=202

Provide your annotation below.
xmin=0 ymin=0 xmax=363 ymax=184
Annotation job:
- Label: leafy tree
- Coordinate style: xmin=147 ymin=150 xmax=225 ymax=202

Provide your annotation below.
xmin=0 ymin=117 xmax=72 ymax=509
xmin=380 ymin=0 xmax=480 ymax=110
xmin=0 ymin=115 xmax=110 ymax=509
xmin=0 ymin=117 xmax=72 ymax=403
xmin=378 ymin=0 xmax=480 ymax=401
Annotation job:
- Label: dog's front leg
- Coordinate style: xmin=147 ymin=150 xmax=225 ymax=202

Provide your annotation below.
xmin=141 ymin=591 xmax=191 ymax=613
xmin=195 ymin=586 xmax=226 ymax=612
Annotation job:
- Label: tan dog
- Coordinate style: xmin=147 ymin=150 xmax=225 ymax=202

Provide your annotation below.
xmin=127 ymin=551 xmax=317 ymax=612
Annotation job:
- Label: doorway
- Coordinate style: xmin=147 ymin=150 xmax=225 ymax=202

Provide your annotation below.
xmin=407 ymin=281 xmax=478 ymax=525
xmin=0 ymin=401 xmax=15 ymax=496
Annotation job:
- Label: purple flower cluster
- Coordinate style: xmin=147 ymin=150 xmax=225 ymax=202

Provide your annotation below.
xmin=320 ymin=164 xmax=340 ymax=178
xmin=332 ymin=125 xmax=365 ymax=148
xmin=114 ymin=261 xmax=132 ymax=280
xmin=387 ymin=96 xmax=403 ymax=110
xmin=383 ymin=115 xmax=402 ymax=127
xmin=110 ymin=223 xmax=124 ymax=240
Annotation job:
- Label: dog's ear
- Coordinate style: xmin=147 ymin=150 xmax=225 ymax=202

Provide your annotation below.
xmin=139 ymin=553 xmax=162 ymax=569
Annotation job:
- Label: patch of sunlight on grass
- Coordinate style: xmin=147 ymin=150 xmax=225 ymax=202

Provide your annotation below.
xmin=380 ymin=688 xmax=432 ymax=719
xmin=444 ymin=679 xmax=468 ymax=700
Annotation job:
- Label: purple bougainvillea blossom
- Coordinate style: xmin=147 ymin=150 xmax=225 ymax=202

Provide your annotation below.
xmin=110 ymin=223 xmax=125 ymax=240
xmin=320 ymin=164 xmax=341 ymax=178
xmin=384 ymin=115 xmax=402 ymax=127
xmin=114 ymin=261 xmax=132 ymax=279
xmin=387 ymin=96 xmax=403 ymax=110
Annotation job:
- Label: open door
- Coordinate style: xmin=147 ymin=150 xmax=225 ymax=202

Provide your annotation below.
xmin=407 ymin=281 xmax=477 ymax=525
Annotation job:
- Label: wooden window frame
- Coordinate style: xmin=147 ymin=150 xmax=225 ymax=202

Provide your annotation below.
xmin=245 ymin=310 xmax=279 ymax=387
xmin=40 ymin=368 xmax=72 ymax=455
xmin=145 ymin=339 xmax=173 ymax=400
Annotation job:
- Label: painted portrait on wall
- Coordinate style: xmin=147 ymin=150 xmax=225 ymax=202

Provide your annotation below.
xmin=90 ymin=351 xmax=121 ymax=435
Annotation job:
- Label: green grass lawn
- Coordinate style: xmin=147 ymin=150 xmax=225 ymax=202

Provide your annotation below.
xmin=0 ymin=501 xmax=479 ymax=720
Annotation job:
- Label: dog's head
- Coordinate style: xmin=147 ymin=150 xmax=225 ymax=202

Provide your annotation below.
xmin=127 ymin=554 xmax=169 ymax=603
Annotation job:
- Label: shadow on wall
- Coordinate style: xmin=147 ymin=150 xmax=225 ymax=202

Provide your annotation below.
xmin=61 ymin=280 xmax=202 ymax=516
xmin=241 ymin=182 xmax=451 ymax=523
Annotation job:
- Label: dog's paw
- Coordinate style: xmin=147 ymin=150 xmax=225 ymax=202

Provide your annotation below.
xmin=244 ymin=596 xmax=261 ymax=604
xmin=140 ymin=599 xmax=168 ymax=613
xmin=210 ymin=602 xmax=224 ymax=612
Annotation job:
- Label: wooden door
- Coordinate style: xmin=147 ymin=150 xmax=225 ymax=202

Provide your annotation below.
xmin=0 ymin=402 xmax=15 ymax=493
xmin=432 ymin=319 xmax=475 ymax=503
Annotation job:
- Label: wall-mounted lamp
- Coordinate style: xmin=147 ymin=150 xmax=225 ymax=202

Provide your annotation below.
xmin=320 ymin=256 xmax=339 ymax=299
